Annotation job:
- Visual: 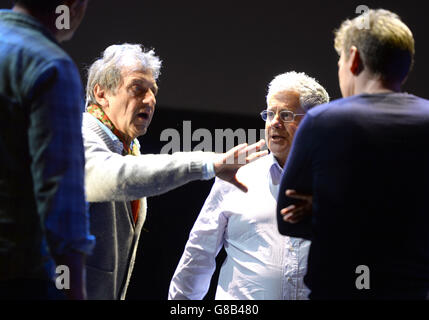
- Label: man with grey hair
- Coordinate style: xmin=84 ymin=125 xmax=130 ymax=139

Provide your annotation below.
xmin=82 ymin=43 xmax=267 ymax=300
xmin=168 ymin=71 xmax=329 ymax=300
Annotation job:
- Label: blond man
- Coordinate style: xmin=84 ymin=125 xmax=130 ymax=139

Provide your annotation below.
xmin=277 ymin=9 xmax=429 ymax=299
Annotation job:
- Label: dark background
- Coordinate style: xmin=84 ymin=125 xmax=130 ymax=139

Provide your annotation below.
xmin=1 ymin=0 xmax=428 ymax=299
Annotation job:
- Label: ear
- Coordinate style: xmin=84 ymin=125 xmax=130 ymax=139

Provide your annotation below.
xmin=93 ymin=84 xmax=109 ymax=109
xmin=64 ymin=0 xmax=86 ymax=16
xmin=349 ymin=46 xmax=363 ymax=75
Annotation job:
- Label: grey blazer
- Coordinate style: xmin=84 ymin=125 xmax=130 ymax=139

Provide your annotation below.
xmin=82 ymin=112 xmax=215 ymax=299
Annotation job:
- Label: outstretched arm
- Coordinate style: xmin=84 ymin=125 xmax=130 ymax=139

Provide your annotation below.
xmin=83 ymin=117 xmax=267 ymax=202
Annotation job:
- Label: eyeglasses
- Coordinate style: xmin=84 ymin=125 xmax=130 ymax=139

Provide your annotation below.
xmin=260 ymin=110 xmax=305 ymax=123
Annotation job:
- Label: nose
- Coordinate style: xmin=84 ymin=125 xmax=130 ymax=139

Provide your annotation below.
xmin=143 ymin=90 xmax=156 ymax=109
xmin=270 ymin=112 xmax=283 ymax=128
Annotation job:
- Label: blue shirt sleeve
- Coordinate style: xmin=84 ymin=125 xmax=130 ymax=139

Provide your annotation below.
xmin=202 ymin=159 xmax=216 ymax=180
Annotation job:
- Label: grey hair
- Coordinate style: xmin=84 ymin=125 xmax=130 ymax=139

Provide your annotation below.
xmin=266 ymin=71 xmax=330 ymax=111
xmin=86 ymin=43 xmax=162 ymax=108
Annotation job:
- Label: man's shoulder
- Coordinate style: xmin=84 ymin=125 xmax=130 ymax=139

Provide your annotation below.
xmin=82 ymin=113 xmax=104 ymax=138
xmin=307 ymin=95 xmax=360 ymax=117
xmin=82 ymin=113 xmax=106 ymax=136
xmin=0 ymin=18 xmax=79 ymax=100
xmin=309 ymin=93 xmax=429 ymax=113
xmin=82 ymin=113 xmax=123 ymax=154
xmin=402 ymin=93 xmax=429 ymax=107
xmin=0 ymin=11 xmax=68 ymax=58
xmin=303 ymin=93 xmax=429 ymax=135
xmin=305 ymin=93 xmax=416 ymax=120
xmin=0 ymin=15 xmax=73 ymax=70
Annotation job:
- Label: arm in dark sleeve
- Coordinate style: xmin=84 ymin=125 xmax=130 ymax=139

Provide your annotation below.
xmin=276 ymin=113 xmax=314 ymax=240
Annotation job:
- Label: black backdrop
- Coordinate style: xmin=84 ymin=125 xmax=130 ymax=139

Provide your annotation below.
xmin=67 ymin=0 xmax=429 ymax=113
xmin=1 ymin=0 xmax=428 ymax=300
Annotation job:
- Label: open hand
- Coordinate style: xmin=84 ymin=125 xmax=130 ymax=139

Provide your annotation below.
xmin=214 ymin=139 xmax=268 ymax=192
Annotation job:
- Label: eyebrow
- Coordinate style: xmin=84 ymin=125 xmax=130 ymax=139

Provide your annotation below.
xmin=267 ymin=106 xmax=285 ymax=111
xmin=129 ymin=79 xmax=159 ymax=95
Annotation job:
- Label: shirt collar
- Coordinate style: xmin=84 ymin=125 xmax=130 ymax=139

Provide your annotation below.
xmin=268 ymin=153 xmax=283 ymax=185
xmin=0 ymin=9 xmax=59 ymax=45
xmin=91 ymin=114 xmax=140 ymax=153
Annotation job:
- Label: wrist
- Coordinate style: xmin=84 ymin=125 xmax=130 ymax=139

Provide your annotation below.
xmin=202 ymin=160 xmax=216 ymax=180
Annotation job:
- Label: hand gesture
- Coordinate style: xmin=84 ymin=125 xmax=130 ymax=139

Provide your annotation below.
xmin=214 ymin=139 xmax=268 ymax=192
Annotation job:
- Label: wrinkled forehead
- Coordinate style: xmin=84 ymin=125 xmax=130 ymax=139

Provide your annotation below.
xmin=267 ymin=90 xmax=303 ymax=112
xmin=120 ymin=67 xmax=158 ymax=91
xmin=121 ymin=65 xmax=154 ymax=80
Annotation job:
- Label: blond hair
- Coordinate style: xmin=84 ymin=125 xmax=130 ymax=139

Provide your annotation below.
xmin=334 ymin=9 xmax=414 ymax=83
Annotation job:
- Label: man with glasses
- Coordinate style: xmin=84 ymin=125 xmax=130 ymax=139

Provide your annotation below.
xmin=168 ymin=71 xmax=329 ymax=300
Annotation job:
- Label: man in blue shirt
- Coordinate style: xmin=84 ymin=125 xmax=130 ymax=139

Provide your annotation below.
xmin=277 ymin=9 xmax=429 ymax=299
xmin=0 ymin=0 xmax=94 ymax=299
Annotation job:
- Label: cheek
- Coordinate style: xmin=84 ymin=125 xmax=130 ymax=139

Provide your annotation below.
xmin=124 ymin=101 xmax=139 ymax=119
xmin=147 ymin=113 xmax=154 ymax=126
xmin=338 ymin=65 xmax=349 ymax=92
xmin=265 ymin=127 xmax=270 ymax=148
xmin=286 ymin=123 xmax=298 ymax=139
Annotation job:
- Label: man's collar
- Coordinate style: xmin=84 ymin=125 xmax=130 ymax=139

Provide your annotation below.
xmin=268 ymin=153 xmax=283 ymax=185
xmin=0 ymin=9 xmax=58 ymax=45
xmin=89 ymin=112 xmax=140 ymax=153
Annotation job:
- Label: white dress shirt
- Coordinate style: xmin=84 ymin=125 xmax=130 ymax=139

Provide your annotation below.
xmin=168 ymin=154 xmax=311 ymax=300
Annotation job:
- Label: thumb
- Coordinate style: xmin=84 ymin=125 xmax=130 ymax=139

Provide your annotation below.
xmin=231 ymin=177 xmax=248 ymax=193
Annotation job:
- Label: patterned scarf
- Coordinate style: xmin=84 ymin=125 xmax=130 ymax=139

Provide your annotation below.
xmin=87 ymin=104 xmax=141 ymax=224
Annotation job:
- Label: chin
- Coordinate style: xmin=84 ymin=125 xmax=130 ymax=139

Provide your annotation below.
xmin=138 ymin=128 xmax=148 ymax=137
xmin=134 ymin=125 xmax=148 ymax=136
xmin=269 ymin=141 xmax=288 ymax=151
